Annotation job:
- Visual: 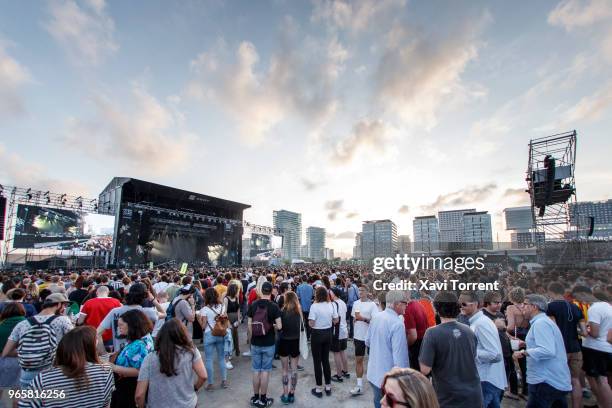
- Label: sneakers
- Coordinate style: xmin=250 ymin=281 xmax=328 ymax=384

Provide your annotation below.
xmin=311 ymin=388 xmax=323 ymax=398
xmin=225 ymin=361 xmax=234 ymax=370
xmin=296 ymin=365 xmax=305 ymax=371
xmin=252 ymin=397 xmax=274 ymax=407
xmin=250 ymin=396 xmax=259 ymax=406
xmin=331 ymin=374 xmax=343 ymax=383
xmin=342 ymin=370 xmax=350 ymax=379
xmin=280 ymin=395 xmax=290 ymax=405
xmin=288 ymin=394 xmax=295 ymax=403
xmin=350 ymin=386 xmax=363 ymax=396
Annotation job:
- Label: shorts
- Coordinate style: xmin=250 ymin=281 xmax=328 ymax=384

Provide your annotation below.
xmin=354 ymin=339 xmax=368 ymax=357
xmin=251 ymin=345 xmax=275 ymax=372
xmin=331 ymin=338 xmax=347 ymax=353
xmin=582 ymin=346 xmax=612 ymax=378
xmin=278 ymin=339 xmax=300 ymax=358
xmin=567 ymin=352 xmax=582 ymax=378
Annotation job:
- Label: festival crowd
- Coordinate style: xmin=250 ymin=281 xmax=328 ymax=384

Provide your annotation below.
xmin=0 ymin=264 xmax=608 ymax=408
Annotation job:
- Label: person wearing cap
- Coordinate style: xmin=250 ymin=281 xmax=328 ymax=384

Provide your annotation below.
xmin=169 ymin=285 xmax=196 ymax=337
xmin=2 ymin=292 xmax=74 ymax=388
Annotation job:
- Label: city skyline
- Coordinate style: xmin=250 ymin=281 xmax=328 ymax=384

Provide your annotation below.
xmin=2 ymin=1 xmax=612 ymax=257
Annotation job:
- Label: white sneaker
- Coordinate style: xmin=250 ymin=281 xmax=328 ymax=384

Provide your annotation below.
xmin=242 ymin=351 xmax=251 ymax=357
xmin=225 ymin=361 xmax=234 ymax=370
xmin=350 ymin=386 xmax=362 ymax=396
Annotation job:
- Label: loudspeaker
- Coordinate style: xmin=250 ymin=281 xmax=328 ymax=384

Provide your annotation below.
xmin=588 ymin=216 xmax=595 ymax=237
xmin=0 ymin=196 xmax=6 ymax=241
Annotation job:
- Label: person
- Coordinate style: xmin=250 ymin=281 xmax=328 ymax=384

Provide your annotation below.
xmin=47 ymin=276 xmax=66 ymax=294
xmin=380 ymin=367 xmax=439 ymax=408
xmin=0 ymin=303 xmax=26 ymax=395
xmin=295 ymin=277 xmax=313 ymax=341
xmin=152 ymin=274 xmax=170 ymax=295
xmin=512 ymin=294 xmax=572 ymax=407
xmin=308 ymin=286 xmax=339 ymax=398
xmin=573 ymin=286 xmax=612 ymax=408
xmin=365 ymin=290 xmax=409 ymax=408
xmin=108 ymin=309 xmax=154 ymax=408
xmin=278 ymin=291 xmax=301 ymax=404
xmin=345 ymin=277 xmax=359 ymax=339
xmin=78 ymin=285 xmax=122 ymax=351
xmin=17 ymin=326 xmax=114 ymax=408
xmin=135 ymin=319 xmax=208 ymax=408
xmin=97 ymin=283 xmax=159 ymax=352
xmin=167 ymin=285 xmax=196 ymax=338
xmin=459 ymin=291 xmax=507 ymax=408
xmin=198 ymin=287 xmax=228 ymax=390
xmin=505 ymin=286 xmax=529 ymax=400
xmin=151 ymin=290 xmax=170 ymax=338
xmin=247 ymin=281 xmax=282 ymax=408
xmin=403 ymin=291 xmax=428 ymax=371
xmin=223 ymin=283 xmax=242 ymax=357
xmin=68 ymin=277 xmax=92 ymax=306
xmin=419 ymin=291 xmax=483 ymax=408
xmin=2 ymin=293 xmax=74 ymax=389
xmin=329 ymin=287 xmax=349 ymax=383
xmin=546 ymin=282 xmax=586 ymax=408
xmin=0 ymin=288 xmax=37 ymax=317
xmin=214 ymin=277 xmax=228 ymax=300
xmin=350 ymin=285 xmax=378 ymax=396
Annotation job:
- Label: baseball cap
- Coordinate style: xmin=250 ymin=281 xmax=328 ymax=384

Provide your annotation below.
xmin=180 ymin=284 xmax=195 ymax=294
xmin=261 ymin=282 xmax=273 ymax=295
xmin=43 ymin=293 xmax=70 ymax=305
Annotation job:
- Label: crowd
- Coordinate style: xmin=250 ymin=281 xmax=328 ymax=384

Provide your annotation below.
xmin=0 ymin=263 xmax=607 ymax=408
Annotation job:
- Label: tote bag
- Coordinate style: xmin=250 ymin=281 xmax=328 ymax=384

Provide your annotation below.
xmin=299 ymin=316 xmax=309 ymax=360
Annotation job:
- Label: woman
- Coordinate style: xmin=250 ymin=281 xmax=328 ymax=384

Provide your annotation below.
xmin=223 ymin=283 xmax=241 ymax=357
xmin=109 ymin=309 xmax=154 ymax=408
xmin=198 ymin=287 xmax=228 ymax=390
xmin=19 ymin=326 xmax=114 ymax=407
xmin=505 ymin=287 xmax=529 ymax=400
xmin=308 ymin=286 xmax=339 ymax=398
xmin=68 ymin=277 xmax=91 ymax=306
xmin=0 ymin=303 xmax=25 ymax=395
xmin=380 ymin=367 xmax=439 ymax=408
xmin=135 ymin=319 xmax=208 ymax=408
xmin=278 ymin=291 xmax=302 ymax=404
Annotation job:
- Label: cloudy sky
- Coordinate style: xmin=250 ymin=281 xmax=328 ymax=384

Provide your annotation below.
xmin=1 ymin=0 xmax=612 ymax=257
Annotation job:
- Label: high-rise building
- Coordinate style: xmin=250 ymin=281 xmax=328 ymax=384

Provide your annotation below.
xmin=325 ymin=248 xmax=335 ymax=260
xmin=300 ymin=245 xmax=309 ymax=259
xmin=413 ymin=215 xmax=439 ymax=252
xmin=438 ymin=208 xmax=475 ymax=250
xmin=569 ymin=199 xmax=612 ymax=238
xmin=463 ymin=211 xmax=493 ymax=249
xmin=397 ymin=235 xmax=412 ymax=254
xmin=353 ymin=232 xmax=362 ymax=259
xmin=504 ymin=206 xmax=537 ymax=248
xmin=307 ymin=226 xmax=326 ymax=261
xmin=511 ymin=231 xmax=545 ymax=248
xmin=361 ymin=220 xmax=397 ymax=259
xmin=273 ymin=210 xmax=302 ymax=260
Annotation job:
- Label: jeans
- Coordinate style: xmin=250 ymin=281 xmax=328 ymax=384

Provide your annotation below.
xmin=251 ymin=345 xmax=275 ymax=372
xmin=527 ymin=383 xmax=569 ymax=408
xmin=370 ymin=382 xmax=382 ymax=408
xmin=347 ymin=306 xmax=354 ymax=338
xmin=311 ymin=328 xmax=332 ymax=386
xmin=302 ymin=311 xmax=311 ymax=340
xmin=204 ymin=331 xmax=227 ymax=384
xmin=20 ymin=367 xmax=45 ymax=389
xmin=482 ymin=381 xmax=503 ymax=408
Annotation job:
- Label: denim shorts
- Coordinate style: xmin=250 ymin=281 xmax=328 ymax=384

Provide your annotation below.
xmin=251 ymin=345 xmax=275 ymax=372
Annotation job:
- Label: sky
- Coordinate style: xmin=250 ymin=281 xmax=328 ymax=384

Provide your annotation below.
xmin=1 ymin=0 xmax=612 ymax=258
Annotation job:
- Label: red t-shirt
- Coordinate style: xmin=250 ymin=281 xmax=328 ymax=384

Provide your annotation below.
xmin=248 ymin=287 xmax=259 ymax=306
xmin=404 ymin=300 xmax=429 ymax=340
xmin=417 ymin=298 xmax=437 ymax=328
xmin=81 ymin=297 xmax=122 ymax=341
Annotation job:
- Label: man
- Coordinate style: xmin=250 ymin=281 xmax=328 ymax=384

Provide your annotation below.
xmin=403 ymin=290 xmax=428 ymax=371
xmin=77 ymin=285 xmax=122 ymax=350
xmin=2 ymin=293 xmax=74 ymax=388
xmin=420 ymin=291 xmax=483 ymax=408
xmin=482 ymin=291 xmax=504 ymax=321
xmin=365 ymin=290 xmax=409 ymax=408
xmin=153 ymin=274 xmax=170 ymax=295
xmin=97 ymin=283 xmax=159 ymax=352
xmin=47 ymin=276 xmax=66 ymax=294
xmin=350 ymin=284 xmax=379 ymax=396
xmin=167 ymin=285 xmax=196 ymax=337
xmin=329 ymin=287 xmax=349 ymax=382
xmin=214 ymin=276 xmax=228 ymax=300
xmin=295 ymin=276 xmax=313 ymax=340
xmin=109 ymin=272 xmax=125 ymax=293
xmin=345 ymin=277 xmax=359 ymax=339
xmin=165 ymin=275 xmax=182 ymax=301
xmin=247 ymin=281 xmax=282 ymax=408
xmin=513 ymin=294 xmax=572 ymax=407
xmin=459 ymin=291 xmax=507 ymax=408
xmin=547 ymin=282 xmax=586 ymax=408
xmin=573 ymin=286 xmax=612 ymax=408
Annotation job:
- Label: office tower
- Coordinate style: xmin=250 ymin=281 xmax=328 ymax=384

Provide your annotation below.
xmin=504 ymin=206 xmax=537 ymax=248
xmin=397 ymin=235 xmax=412 ymax=254
xmin=463 ymin=211 xmax=493 ymax=249
xmin=413 ymin=215 xmax=439 ymax=252
xmin=307 ymin=226 xmax=326 ymax=261
xmin=353 ymin=232 xmax=362 ymax=259
xmin=273 ymin=210 xmax=302 ymax=260
xmin=361 ymin=220 xmax=397 ymax=259
xmin=569 ymin=199 xmax=612 ymax=238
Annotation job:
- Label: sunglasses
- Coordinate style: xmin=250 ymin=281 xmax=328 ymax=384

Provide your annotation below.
xmin=383 ymin=392 xmax=411 ymax=407
xmin=460 ymin=302 xmax=475 ymax=307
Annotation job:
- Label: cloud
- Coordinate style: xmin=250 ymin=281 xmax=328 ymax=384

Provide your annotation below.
xmin=300 ymin=178 xmax=321 ymax=191
xmin=63 ymin=85 xmax=196 ymax=174
xmin=548 ymin=0 xmax=612 ymax=31
xmin=45 ymin=0 xmax=118 ymax=66
xmin=331 ymin=119 xmax=389 ymax=165
xmin=421 ymin=183 xmax=497 ymax=213
xmin=564 ymin=83 xmax=612 ymax=123
xmin=398 ymin=205 xmax=410 ymax=214
xmin=187 ymin=22 xmax=344 ymax=145
xmin=311 ymin=0 xmax=406 ymax=32
xmin=345 ymin=212 xmax=359 ymax=219
xmin=503 ymin=187 xmax=530 ymax=205
xmin=327 ymin=231 xmax=356 ymax=239
xmin=325 ymin=199 xmax=344 ymax=221
xmin=0 ymin=43 xmax=31 ymax=119
xmin=374 ymin=14 xmax=489 ymax=130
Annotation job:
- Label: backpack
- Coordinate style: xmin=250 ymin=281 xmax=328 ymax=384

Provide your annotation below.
xmin=206 ymin=306 xmax=229 ymax=337
xmin=17 ymin=315 xmax=59 ymax=370
xmin=348 ymin=284 xmax=359 ymax=306
xmin=251 ymin=302 xmax=272 ymax=337
xmin=165 ymin=298 xmax=186 ymax=322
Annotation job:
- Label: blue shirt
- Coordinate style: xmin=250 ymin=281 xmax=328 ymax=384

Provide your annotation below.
xmin=296 ymin=283 xmax=313 ymax=312
xmin=0 ymin=302 xmax=36 ymax=317
xmin=366 ymin=307 xmax=409 ymax=388
xmin=525 ymin=313 xmax=572 ymax=392
xmin=469 ymin=311 xmax=507 ymax=390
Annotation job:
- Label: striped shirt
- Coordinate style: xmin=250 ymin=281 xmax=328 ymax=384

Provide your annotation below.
xmin=18 ymin=363 xmax=114 ymax=408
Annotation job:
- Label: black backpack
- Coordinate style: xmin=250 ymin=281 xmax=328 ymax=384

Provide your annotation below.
xmin=165 ymin=298 xmax=186 ymax=322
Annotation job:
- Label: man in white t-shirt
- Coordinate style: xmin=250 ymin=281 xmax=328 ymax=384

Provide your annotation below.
xmin=152 ymin=275 xmax=170 ymax=295
xmin=576 ymin=288 xmax=612 ymax=408
xmin=349 ymin=285 xmax=379 ymax=396
xmin=330 ymin=287 xmax=349 ymax=383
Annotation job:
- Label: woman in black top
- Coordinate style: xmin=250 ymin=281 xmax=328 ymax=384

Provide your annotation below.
xmin=223 ymin=283 xmax=241 ymax=356
xmin=278 ymin=291 xmax=302 ymax=404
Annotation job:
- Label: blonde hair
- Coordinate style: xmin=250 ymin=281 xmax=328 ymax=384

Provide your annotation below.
xmin=282 ymin=291 xmax=302 ymax=316
xmin=382 ymin=368 xmax=439 ymax=408
xmin=27 ymin=282 xmax=39 ymax=298
xmin=255 ymin=275 xmax=267 ymax=299
xmin=508 ymin=287 xmax=525 ymax=304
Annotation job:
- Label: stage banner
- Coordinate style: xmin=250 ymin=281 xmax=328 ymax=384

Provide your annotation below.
xmin=180 ymin=262 xmax=188 ymax=275
xmin=149 ymin=262 xmax=154 ymax=270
